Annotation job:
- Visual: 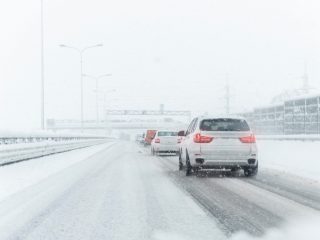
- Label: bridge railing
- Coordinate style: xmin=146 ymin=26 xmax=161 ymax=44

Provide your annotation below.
xmin=0 ymin=131 xmax=108 ymax=145
xmin=257 ymin=134 xmax=320 ymax=141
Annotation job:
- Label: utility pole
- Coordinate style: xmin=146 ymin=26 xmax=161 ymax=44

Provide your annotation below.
xmin=40 ymin=0 xmax=45 ymax=130
xmin=225 ymin=74 xmax=230 ymax=115
xmin=82 ymin=74 xmax=112 ymax=125
xmin=59 ymin=44 xmax=103 ymax=132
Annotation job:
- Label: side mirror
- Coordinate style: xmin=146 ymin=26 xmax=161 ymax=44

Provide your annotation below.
xmin=178 ymin=130 xmax=185 ymax=137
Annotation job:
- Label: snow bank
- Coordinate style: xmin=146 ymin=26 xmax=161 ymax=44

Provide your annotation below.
xmin=0 ymin=142 xmax=114 ymax=201
xmin=231 ymin=217 xmax=320 ymax=240
xmin=258 ymin=140 xmax=320 ymax=182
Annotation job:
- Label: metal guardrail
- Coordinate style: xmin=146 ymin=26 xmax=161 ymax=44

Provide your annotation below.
xmin=0 ymin=139 xmax=111 ymax=166
xmin=0 ymin=133 xmax=107 ymax=145
xmin=257 ymin=135 xmax=320 ymax=141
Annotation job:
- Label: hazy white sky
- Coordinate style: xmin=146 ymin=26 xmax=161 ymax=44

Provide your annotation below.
xmin=1 ymin=0 xmax=320 ymax=130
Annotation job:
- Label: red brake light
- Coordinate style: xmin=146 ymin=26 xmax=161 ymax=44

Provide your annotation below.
xmin=239 ymin=134 xmax=256 ymax=143
xmin=193 ymin=133 xmax=214 ymax=143
xmin=155 ymin=138 xmax=160 ymax=143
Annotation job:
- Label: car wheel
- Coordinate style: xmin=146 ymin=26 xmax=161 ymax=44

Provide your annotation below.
xmin=179 ymin=152 xmax=183 ymax=171
xmin=185 ymin=153 xmax=192 ymax=176
xmin=244 ymin=163 xmax=258 ymax=177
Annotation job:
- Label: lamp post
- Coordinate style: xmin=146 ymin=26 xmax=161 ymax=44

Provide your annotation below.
xmin=59 ymin=44 xmax=103 ymax=132
xmin=40 ymin=0 xmax=45 ymax=130
xmin=82 ymin=74 xmax=112 ymax=124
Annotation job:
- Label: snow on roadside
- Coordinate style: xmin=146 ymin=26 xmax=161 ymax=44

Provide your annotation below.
xmin=231 ymin=217 xmax=320 ymax=240
xmin=0 ymin=142 xmax=114 ymax=201
xmin=258 ymin=140 xmax=320 ymax=182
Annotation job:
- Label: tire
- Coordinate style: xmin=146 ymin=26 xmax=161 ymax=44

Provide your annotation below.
xmin=244 ymin=163 xmax=258 ymax=177
xmin=185 ymin=152 xmax=192 ymax=176
xmin=179 ymin=151 xmax=183 ymax=171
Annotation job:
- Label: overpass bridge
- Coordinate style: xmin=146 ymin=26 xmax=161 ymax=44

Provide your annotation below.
xmin=47 ymin=107 xmax=191 ymax=131
xmin=46 ymin=119 xmax=187 ymax=130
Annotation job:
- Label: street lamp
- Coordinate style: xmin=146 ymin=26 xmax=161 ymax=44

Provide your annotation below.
xmin=40 ymin=0 xmax=45 ymax=130
xmin=82 ymin=74 xmax=112 ymax=124
xmin=59 ymin=43 xmax=103 ymax=132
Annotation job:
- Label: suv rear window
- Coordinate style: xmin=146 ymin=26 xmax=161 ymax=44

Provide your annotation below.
xmin=200 ymin=119 xmax=250 ymax=131
xmin=158 ymin=131 xmax=178 ymax=136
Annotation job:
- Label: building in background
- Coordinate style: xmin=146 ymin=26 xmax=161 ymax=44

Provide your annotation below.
xmin=239 ymin=91 xmax=320 ymax=135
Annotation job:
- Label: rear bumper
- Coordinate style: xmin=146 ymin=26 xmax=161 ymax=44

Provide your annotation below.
xmin=194 ymin=159 xmax=257 ymax=169
xmin=157 ymin=151 xmax=179 ymax=156
xmin=153 ymin=144 xmax=179 ymax=152
xmin=153 ymin=145 xmax=179 ymax=152
xmin=189 ymin=153 xmax=258 ymax=169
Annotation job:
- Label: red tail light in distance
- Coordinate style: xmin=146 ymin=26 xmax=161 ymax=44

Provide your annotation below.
xmin=239 ymin=134 xmax=256 ymax=143
xmin=193 ymin=133 xmax=214 ymax=143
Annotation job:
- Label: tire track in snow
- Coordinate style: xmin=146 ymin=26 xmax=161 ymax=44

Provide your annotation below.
xmin=139 ymin=145 xmax=320 ymax=237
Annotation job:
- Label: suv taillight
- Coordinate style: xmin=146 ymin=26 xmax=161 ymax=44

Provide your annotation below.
xmin=239 ymin=134 xmax=256 ymax=143
xmin=155 ymin=138 xmax=160 ymax=143
xmin=193 ymin=133 xmax=214 ymax=143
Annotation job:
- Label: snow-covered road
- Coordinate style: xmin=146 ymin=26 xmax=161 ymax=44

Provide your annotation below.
xmin=0 ymin=141 xmax=319 ymax=239
xmin=159 ymin=154 xmax=320 ymax=236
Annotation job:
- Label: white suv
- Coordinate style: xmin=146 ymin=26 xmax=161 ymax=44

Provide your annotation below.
xmin=178 ymin=116 xmax=258 ymax=177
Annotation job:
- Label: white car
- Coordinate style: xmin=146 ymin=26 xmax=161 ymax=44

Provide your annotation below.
xmin=178 ymin=116 xmax=258 ymax=177
xmin=151 ymin=130 xmax=179 ymax=155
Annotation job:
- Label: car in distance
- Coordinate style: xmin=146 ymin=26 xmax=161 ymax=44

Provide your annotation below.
xmin=135 ymin=134 xmax=144 ymax=144
xmin=144 ymin=130 xmax=157 ymax=146
xmin=178 ymin=116 xmax=258 ymax=177
xmin=151 ymin=130 xmax=179 ymax=155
